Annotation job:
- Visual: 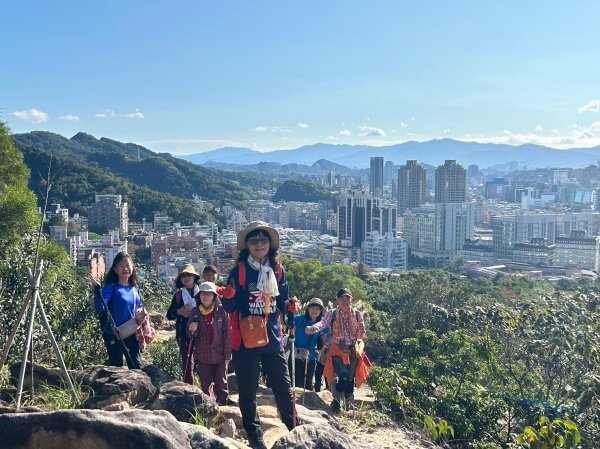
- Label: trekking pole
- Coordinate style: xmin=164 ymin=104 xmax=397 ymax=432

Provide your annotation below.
xmin=302 ymin=334 xmax=313 ymax=405
xmin=183 ymin=314 xmax=197 ymax=385
xmin=94 ymin=286 xmax=135 ymax=368
xmin=287 ymin=311 xmax=296 ymax=428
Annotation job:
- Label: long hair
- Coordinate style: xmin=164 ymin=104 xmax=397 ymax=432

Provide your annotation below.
xmin=104 ymin=252 xmax=138 ymax=287
xmin=175 ymin=275 xmax=200 ymax=289
xmin=304 ymin=306 xmax=324 ymax=323
xmin=236 ymin=230 xmax=281 ymax=272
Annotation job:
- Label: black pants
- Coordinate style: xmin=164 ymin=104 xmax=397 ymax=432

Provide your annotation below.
xmin=103 ymin=333 xmax=141 ymax=369
xmin=288 ymin=357 xmax=316 ymax=391
xmin=314 ymin=361 xmax=326 ymax=392
xmin=331 ymin=354 xmax=357 ymax=401
xmin=232 ymin=350 xmax=296 ymax=435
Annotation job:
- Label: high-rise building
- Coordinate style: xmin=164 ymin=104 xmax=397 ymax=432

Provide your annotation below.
xmin=403 ymin=202 xmax=475 ymax=267
xmin=397 ymin=160 xmax=426 ymax=214
xmin=435 ymin=160 xmax=466 ymax=203
xmin=370 ymin=157 xmax=384 ymax=198
xmin=384 ymin=160 xmax=396 ymax=184
xmin=337 ymin=190 xmax=397 ymax=248
xmin=88 ymin=194 xmax=128 ymax=234
xmin=361 ymin=231 xmax=408 ymax=270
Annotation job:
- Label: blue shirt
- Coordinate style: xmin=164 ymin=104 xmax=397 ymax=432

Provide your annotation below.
xmin=294 ymin=315 xmax=329 ymax=362
xmin=95 ymin=284 xmax=143 ymax=333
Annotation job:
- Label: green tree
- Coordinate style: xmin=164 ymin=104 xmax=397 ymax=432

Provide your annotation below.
xmin=0 ymin=122 xmax=38 ymax=254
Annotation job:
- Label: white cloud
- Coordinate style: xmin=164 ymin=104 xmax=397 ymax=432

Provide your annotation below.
xmin=94 ymin=109 xmax=117 ymax=118
xmin=10 ymin=108 xmax=49 ymax=123
xmin=339 ymin=129 xmax=352 ymax=137
xmin=297 ymin=122 xmax=309 ymax=129
xmin=125 ymin=109 xmax=144 ymax=119
xmin=400 ymin=122 xmax=408 ymax=128
xmin=59 ymin=114 xmax=80 ymax=122
xmin=460 ymin=123 xmax=600 ymax=148
xmin=359 ymin=125 xmax=386 ymax=137
xmin=251 ymin=125 xmax=291 ymax=133
xmin=578 ymin=100 xmax=600 ymax=113
xmin=535 ymin=124 xmax=543 ymax=131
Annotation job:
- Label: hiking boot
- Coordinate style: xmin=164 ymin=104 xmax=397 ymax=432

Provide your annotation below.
xmin=218 ymin=398 xmax=237 ymax=406
xmin=247 ymin=430 xmax=267 ymax=449
xmin=330 ymin=399 xmax=341 ymax=413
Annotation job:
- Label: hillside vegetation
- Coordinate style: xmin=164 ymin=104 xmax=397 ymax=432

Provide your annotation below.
xmin=271 ymin=179 xmax=333 ymax=203
xmin=13 ymin=131 xmax=273 ymax=222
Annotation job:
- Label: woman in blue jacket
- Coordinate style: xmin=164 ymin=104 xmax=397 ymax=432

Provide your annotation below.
xmin=289 ymin=298 xmax=327 ymax=391
xmin=92 ymin=252 xmax=144 ymax=369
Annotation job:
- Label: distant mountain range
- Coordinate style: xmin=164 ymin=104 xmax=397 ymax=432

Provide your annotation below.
xmin=181 ymin=139 xmax=600 ymax=169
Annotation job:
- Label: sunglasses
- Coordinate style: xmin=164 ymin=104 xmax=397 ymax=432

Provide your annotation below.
xmin=247 ymin=237 xmax=270 ymax=246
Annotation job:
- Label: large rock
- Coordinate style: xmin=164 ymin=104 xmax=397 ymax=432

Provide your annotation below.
xmin=143 ymin=363 xmax=175 ymax=388
xmin=272 ymin=423 xmax=361 ymax=449
xmin=8 ymin=362 xmax=64 ymax=389
xmin=149 ymin=380 xmax=219 ymax=423
xmin=77 ymin=365 xmax=156 ymax=409
xmin=0 ymin=408 xmax=235 ymax=449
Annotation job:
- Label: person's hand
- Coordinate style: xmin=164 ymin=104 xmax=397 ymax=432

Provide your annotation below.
xmin=286 ymin=296 xmax=300 ymax=313
xmin=178 ymin=304 xmax=193 ymax=317
xmin=305 ymin=326 xmax=315 ymax=335
xmin=222 ymin=285 xmax=236 ymax=300
xmin=188 ymin=322 xmax=198 ymax=335
xmin=88 ymin=275 xmax=99 ymax=292
xmin=135 ymin=308 xmax=147 ymax=325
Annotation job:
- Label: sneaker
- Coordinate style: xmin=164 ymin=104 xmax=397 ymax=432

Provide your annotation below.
xmin=330 ymin=399 xmax=341 ymax=413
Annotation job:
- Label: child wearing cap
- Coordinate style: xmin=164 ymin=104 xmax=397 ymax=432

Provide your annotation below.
xmin=305 ymin=288 xmax=367 ymax=413
xmin=167 ymin=264 xmax=200 ymax=384
xmin=289 ymin=298 xmax=328 ymax=392
xmin=187 ymin=282 xmax=232 ymax=405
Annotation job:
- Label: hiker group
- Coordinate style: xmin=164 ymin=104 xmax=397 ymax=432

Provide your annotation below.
xmin=91 ymin=221 xmax=369 ymax=449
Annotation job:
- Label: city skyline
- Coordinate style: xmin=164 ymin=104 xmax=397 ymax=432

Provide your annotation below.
xmin=4 ymin=1 xmax=600 ymax=155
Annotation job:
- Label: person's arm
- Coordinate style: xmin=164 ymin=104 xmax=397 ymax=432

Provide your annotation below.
xmin=275 ymin=267 xmax=290 ymax=314
xmin=306 ymin=310 xmax=333 ymax=334
xmin=357 ymin=310 xmax=366 ymax=340
xmin=94 ymin=284 xmax=112 ymax=315
xmin=187 ymin=308 xmax=199 ymax=338
xmin=166 ymin=292 xmax=179 ymax=320
xmin=221 ymin=266 xmax=240 ymax=313
xmin=222 ymin=309 xmax=232 ymax=361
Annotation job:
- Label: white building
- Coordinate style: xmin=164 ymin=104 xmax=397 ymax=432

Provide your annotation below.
xmin=361 ymin=232 xmax=408 ymax=270
xmin=404 ymin=202 xmax=475 ymax=267
xmin=554 ymin=231 xmax=600 ymax=271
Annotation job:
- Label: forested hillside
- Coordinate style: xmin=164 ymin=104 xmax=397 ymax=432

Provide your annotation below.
xmin=13 ymin=131 xmax=274 ymax=219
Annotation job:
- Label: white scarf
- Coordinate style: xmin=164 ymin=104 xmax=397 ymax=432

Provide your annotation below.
xmin=247 ymin=255 xmax=280 ymax=297
xmin=182 ymin=284 xmax=199 ymax=306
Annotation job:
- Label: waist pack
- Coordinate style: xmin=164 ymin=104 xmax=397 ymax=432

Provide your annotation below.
xmin=117 ymin=315 xmax=138 ymax=339
xmin=239 ymin=315 xmax=269 ymax=348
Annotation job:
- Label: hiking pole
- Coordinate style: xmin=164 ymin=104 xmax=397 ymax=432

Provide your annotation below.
xmin=287 ymin=311 xmax=296 ymax=428
xmin=302 ymin=334 xmax=313 ymax=405
xmin=183 ymin=314 xmax=197 ymax=385
xmin=95 ymin=286 xmax=135 ymax=368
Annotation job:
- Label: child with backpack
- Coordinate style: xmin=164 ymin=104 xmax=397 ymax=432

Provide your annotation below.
xmin=187 ymin=282 xmax=232 ymax=405
xmin=166 ymin=264 xmax=200 ymax=384
xmin=288 ymin=298 xmax=328 ymax=392
xmin=305 ymin=288 xmax=367 ymax=413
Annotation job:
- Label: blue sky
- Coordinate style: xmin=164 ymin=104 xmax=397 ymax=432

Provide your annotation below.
xmin=3 ymin=1 xmax=600 ymax=154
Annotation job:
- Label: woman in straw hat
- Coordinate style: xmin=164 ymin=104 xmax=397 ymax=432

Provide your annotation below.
xmin=221 ymin=221 xmax=301 ymax=449
xmin=167 ymin=263 xmax=201 ymax=384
